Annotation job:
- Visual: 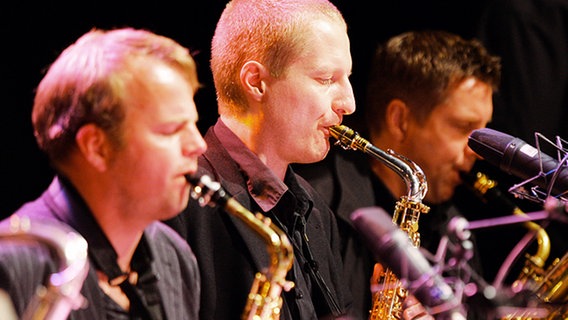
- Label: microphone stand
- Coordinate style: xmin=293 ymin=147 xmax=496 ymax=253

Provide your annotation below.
xmin=443 ymin=200 xmax=568 ymax=319
xmin=464 ymin=210 xmax=550 ymax=231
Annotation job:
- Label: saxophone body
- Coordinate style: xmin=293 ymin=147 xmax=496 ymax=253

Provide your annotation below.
xmin=186 ymin=174 xmax=295 ymax=320
xmin=330 ymin=125 xmax=430 ymax=319
xmin=0 ymin=214 xmax=89 ymax=320
xmin=464 ymin=171 xmax=568 ymax=320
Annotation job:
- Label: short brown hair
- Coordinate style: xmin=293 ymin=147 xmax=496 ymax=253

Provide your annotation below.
xmin=365 ymin=30 xmax=501 ymax=137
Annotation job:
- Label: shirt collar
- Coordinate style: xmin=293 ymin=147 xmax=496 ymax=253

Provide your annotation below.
xmin=55 ymin=176 xmax=155 ymax=281
xmin=214 ymin=119 xmax=288 ymax=212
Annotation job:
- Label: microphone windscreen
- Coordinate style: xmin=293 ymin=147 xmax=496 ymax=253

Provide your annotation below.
xmin=468 ymin=128 xmax=517 ymax=166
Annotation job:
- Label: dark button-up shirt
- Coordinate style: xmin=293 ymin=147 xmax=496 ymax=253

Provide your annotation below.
xmin=0 ymin=176 xmax=200 ymax=319
xmin=166 ymin=119 xmax=352 ymax=319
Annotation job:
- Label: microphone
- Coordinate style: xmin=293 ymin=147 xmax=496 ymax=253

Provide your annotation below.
xmin=350 ymin=207 xmax=466 ymax=319
xmin=468 ymin=128 xmax=568 ymax=197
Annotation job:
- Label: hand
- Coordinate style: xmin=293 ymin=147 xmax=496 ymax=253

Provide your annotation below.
xmin=402 ymin=295 xmax=434 ymax=320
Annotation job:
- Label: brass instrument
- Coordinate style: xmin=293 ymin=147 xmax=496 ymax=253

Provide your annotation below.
xmin=186 ymin=174 xmax=295 ymax=320
xmin=0 ymin=214 xmax=89 ymax=320
xmin=330 ymin=124 xmax=430 ymax=320
xmin=465 ymin=171 xmax=568 ymax=319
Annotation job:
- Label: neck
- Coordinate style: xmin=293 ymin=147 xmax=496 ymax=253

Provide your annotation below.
xmin=97 ymin=214 xmax=144 ymax=272
xmin=61 ymin=162 xmax=146 ymax=273
xmin=221 ymin=115 xmax=289 ymax=180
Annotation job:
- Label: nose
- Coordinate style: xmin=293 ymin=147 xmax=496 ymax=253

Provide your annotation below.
xmin=465 ymin=140 xmax=482 ymax=160
xmin=459 ymin=143 xmax=482 ymax=173
xmin=462 ymin=133 xmax=483 ymax=160
xmin=182 ymin=125 xmax=207 ymax=158
xmin=333 ymin=84 xmax=356 ymax=116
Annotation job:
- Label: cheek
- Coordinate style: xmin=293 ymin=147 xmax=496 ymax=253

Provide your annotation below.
xmin=274 ymin=82 xmax=327 ymax=115
xmin=410 ymin=136 xmax=457 ymax=171
xmin=449 ymin=135 xmax=472 ymax=156
xmin=111 ymin=147 xmax=152 ymax=183
xmin=115 ymin=139 xmax=173 ymax=177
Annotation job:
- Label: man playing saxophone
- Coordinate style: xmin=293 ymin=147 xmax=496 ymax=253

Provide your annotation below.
xmin=164 ymin=0 xmax=357 ymax=318
xmin=0 ymin=27 xmax=207 ymax=319
xmin=295 ymin=30 xmax=502 ymax=319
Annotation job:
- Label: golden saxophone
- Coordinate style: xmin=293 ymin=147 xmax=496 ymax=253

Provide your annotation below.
xmin=464 ymin=171 xmax=567 ymax=320
xmin=330 ymin=124 xmax=430 ymax=320
xmin=186 ymin=174 xmax=295 ymax=320
xmin=0 ymin=214 xmax=89 ymax=320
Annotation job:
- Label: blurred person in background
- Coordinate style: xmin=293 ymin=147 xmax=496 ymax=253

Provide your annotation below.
xmin=295 ymin=30 xmax=502 ymax=319
xmin=0 ymin=27 xmax=207 ymax=319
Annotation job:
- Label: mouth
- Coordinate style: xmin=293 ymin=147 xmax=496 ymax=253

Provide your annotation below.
xmin=322 ymin=125 xmax=335 ymax=139
xmin=325 ymin=123 xmax=343 ymax=138
xmin=458 ymin=171 xmax=476 ymax=186
xmin=183 ymin=168 xmax=198 ymax=182
xmin=321 ymin=127 xmax=330 ymax=138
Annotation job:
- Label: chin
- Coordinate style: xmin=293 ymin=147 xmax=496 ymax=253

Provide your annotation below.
xmin=310 ymin=152 xmax=328 ymax=164
xmin=317 ymin=143 xmax=331 ymax=159
xmin=440 ymin=192 xmax=455 ymax=204
xmin=297 ymin=148 xmax=327 ymax=164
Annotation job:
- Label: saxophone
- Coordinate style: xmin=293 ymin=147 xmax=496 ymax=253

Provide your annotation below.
xmin=464 ymin=171 xmax=568 ymax=320
xmin=185 ymin=174 xmax=295 ymax=320
xmin=0 ymin=214 xmax=89 ymax=320
xmin=330 ymin=124 xmax=430 ymax=319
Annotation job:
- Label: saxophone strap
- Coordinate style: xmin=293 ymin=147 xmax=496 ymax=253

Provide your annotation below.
xmin=272 ymin=211 xmax=343 ymax=317
xmin=297 ymin=220 xmax=343 ymax=316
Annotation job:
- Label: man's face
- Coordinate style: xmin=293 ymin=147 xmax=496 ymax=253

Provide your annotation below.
xmin=400 ymin=78 xmax=493 ymax=204
xmin=260 ymin=18 xmax=356 ymax=166
xmin=107 ymin=60 xmax=207 ymax=222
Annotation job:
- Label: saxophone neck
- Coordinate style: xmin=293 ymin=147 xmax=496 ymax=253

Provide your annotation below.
xmin=187 ymin=175 xmax=296 ymax=279
xmin=330 ymin=125 xmax=438 ymax=318
xmin=227 ymin=199 xmax=294 ymax=285
xmin=266 ymin=220 xmax=295 ymax=289
xmin=387 ymin=149 xmax=428 ymax=202
xmin=186 ymin=174 xmax=295 ymax=319
xmin=330 ymin=124 xmax=428 ymax=202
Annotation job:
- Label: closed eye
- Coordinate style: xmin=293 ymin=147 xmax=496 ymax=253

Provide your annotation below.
xmin=156 ymin=121 xmax=187 ymax=135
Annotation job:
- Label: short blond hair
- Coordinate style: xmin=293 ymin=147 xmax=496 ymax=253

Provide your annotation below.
xmin=32 ymin=27 xmax=199 ymax=166
xmin=211 ymin=0 xmax=346 ymax=116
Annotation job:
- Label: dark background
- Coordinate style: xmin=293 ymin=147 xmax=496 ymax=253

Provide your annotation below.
xmin=0 ymin=1 xmax=488 ymax=217
xmin=4 ymin=0 xmax=567 ymax=295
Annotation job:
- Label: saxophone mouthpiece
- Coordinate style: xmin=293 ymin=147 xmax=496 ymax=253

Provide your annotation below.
xmin=184 ymin=173 xmax=199 ymax=186
xmin=185 ymin=173 xmax=228 ymax=208
xmin=330 ymin=124 xmax=367 ymax=151
xmin=329 ymin=124 xmax=348 ymax=140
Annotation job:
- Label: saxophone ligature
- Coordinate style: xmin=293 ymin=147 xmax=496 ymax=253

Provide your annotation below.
xmin=186 ymin=174 xmax=295 ymax=320
xmin=330 ymin=124 xmax=430 ymax=319
xmin=0 ymin=214 xmax=89 ymax=320
xmin=464 ymin=171 xmax=568 ymax=320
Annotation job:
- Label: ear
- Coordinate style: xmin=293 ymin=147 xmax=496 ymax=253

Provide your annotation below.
xmin=240 ymin=60 xmax=268 ymax=102
xmin=75 ymin=124 xmax=111 ymax=172
xmin=385 ymin=99 xmax=410 ymax=142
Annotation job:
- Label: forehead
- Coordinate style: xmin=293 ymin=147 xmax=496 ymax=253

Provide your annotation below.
xmin=434 ymin=78 xmax=493 ymax=120
xmin=120 ymin=60 xmax=195 ymax=118
xmin=123 ymin=59 xmax=186 ymax=96
xmin=292 ymin=18 xmax=351 ymax=69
